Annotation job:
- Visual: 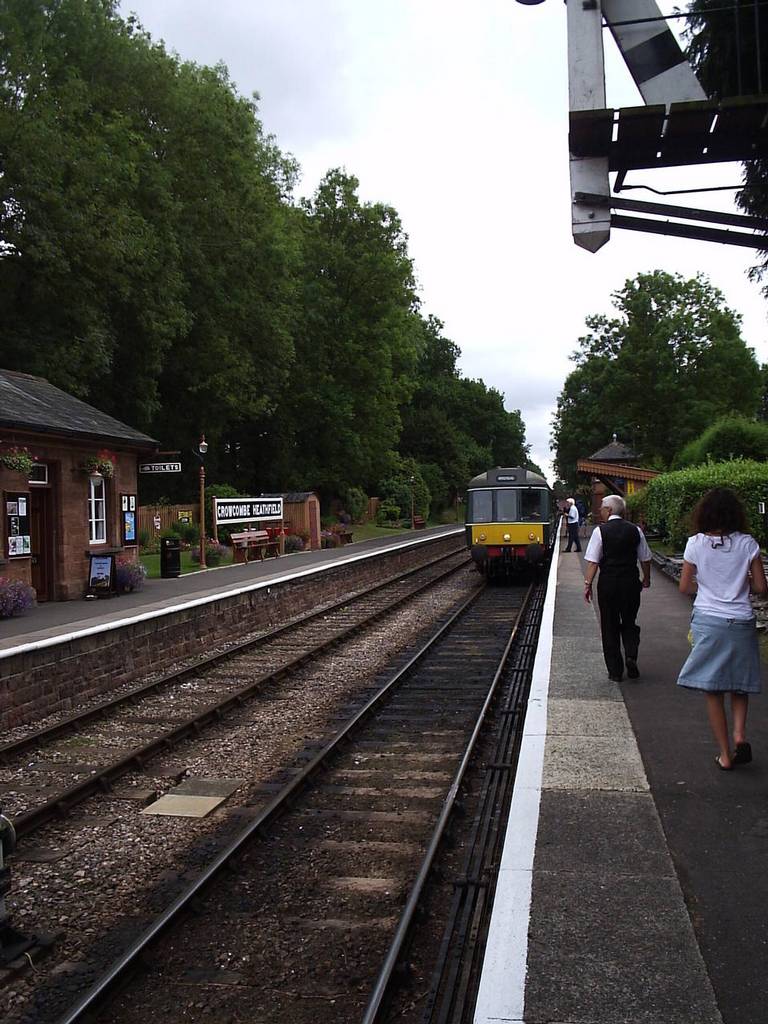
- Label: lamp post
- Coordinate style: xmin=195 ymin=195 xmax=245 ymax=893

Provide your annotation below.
xmin=198 ymin=435 xmax=208 ymax=568
xmin=410 ymin=475 xmax=415 ymax=530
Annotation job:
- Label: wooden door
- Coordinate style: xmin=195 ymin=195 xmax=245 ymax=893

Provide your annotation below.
xmin=29 ymin=488 xmax=53 ymax=601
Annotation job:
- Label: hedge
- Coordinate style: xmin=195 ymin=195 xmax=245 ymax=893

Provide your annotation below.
xmin=626 ymin=459 xmax=768 ymax=550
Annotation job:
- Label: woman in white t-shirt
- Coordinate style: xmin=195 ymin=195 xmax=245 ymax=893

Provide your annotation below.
xmin=677 ymin=488 xmax=767 ymax=770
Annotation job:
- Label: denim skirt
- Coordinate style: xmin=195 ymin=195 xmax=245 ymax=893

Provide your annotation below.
xmin=677 ymin=609 xmax=761 ymax=694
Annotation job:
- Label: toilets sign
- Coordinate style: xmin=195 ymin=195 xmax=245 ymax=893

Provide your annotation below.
xmin=214 ymin=497 xmax=283 ymax=525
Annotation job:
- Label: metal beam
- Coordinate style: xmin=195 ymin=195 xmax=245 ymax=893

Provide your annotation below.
xmin=575 ymin=191 xmax=768 ymax=230
xmin=611 ymin=214 xmax=767 ymax=247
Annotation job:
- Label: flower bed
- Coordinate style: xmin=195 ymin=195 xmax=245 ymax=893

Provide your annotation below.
xmin=115 ymin=557 xmax=147 ymax=594
xmin=0 ymin=577 xmax=36 ymax=618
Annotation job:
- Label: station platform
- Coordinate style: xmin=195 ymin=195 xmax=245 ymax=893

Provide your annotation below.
xmin=475 ymin=535 xmax=767 ymax=1024
xmin=0 ymin=526 xmax=462 ymax=656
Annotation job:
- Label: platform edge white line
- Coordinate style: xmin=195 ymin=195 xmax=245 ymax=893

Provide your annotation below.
xmin=472 ymin=546 xmax=560 ymax=1024
xmin=0 ymin=529 xmax=462 ymax=661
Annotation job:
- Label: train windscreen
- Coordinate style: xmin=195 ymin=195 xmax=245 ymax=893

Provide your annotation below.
xmin=468 ymin=487 xmax=549 ymax=523
xmin=520 ymin=488 xmax=549 ymax=521
xmin=467 ymin=490 xmax=493 ymax=523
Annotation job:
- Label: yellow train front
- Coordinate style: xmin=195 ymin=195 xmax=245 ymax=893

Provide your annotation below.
xmin=465 ymin=467 xmax=554 ymax=577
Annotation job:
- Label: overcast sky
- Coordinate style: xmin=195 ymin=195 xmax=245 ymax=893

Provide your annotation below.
xmin=120 ymin=0 xmax=766 ymax=481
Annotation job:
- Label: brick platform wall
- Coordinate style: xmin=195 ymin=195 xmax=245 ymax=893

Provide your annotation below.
xmin=0 ymin=534 xmax=463 ymax=730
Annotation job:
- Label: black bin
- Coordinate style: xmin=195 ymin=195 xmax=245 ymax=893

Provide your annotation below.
xmin=160 ymin=536 xmax=181 ymax=579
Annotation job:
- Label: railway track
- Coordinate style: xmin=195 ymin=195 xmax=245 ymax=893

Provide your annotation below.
xmin=0 ymin=547 xmax=469 ymax=840
xmin=46 ymin=581 xmax=538 ymax=1024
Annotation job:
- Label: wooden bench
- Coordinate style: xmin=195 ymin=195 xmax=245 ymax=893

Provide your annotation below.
xmin=336 ymin=529 xmax=353 ymax=545
xmin=412 ymin=515 xmax=426 ymax=530
xmin=231 ymin=529 xmax=280 ymax=563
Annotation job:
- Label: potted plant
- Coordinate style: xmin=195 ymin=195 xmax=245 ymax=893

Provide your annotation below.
xmin=0 ymin=445 xmax=35 ymax=475
xmin=84 ymin=449 xmax=117 ymax=478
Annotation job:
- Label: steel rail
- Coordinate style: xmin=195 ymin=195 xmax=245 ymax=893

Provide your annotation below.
xmin=360 ymin=582 xmax=535 ymax=1024
xmin=0 ymin=544 xmax=465 ymax=765
xmin=12 ymin=551 xmax=471 ymax=840
xmin=53 ymin=583 xmax=488 ymax=1024
xmin=425 ymin=581 xmax=546 ymax=1022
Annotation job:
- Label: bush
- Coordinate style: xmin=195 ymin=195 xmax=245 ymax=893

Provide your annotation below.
xmin=344 ymin=486 xmax=368 ymax=523
xmin=115 ymin=557 xmax=147 ymax=593
xmin=674 ymin=416 xmax=768 ymax=469
xmin=418 ymin=462 xmax=448 ymax=516
xmin=378 ymin=470 xmax=430 ymax=522
xmin=191 ymin=541 xmax=229 ymax=567
xmin=639 ymin=459 xmax=768 ymax=549
xmin=169 ymin=520 xmax=200 ymax=546
xmin=138 ymin=528 xmax=151 ymax=550
xmin=376 ymin=499 xmax=401 ymax=525
xmin=284 ymin=534 xmax=305 ymax=553
xmin=0 ymin=577 xmax=36 ymax=617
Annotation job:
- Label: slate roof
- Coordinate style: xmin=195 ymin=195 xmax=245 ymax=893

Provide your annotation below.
xmin=0 ymin=369 xmax=159 ymax=448
xmin=588 ymin=438 xmax=638 ymax=463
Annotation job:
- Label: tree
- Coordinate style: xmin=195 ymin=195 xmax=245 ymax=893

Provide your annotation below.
xmin=685 ymin=0 xmax=768 ymax=280
xmin=0 ymin=0 xmax=299 ymax=466
xmin=399 ymin=315 xmax=530 ymax=506
xmin=261 ymin=169 xmax=422 ymax=498
xmin=552 ymin=271 xmax=762 ymax=486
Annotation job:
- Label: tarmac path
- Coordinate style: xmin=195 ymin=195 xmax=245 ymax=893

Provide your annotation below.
xmin=608 ymin=559 xmax=768 ymax=1024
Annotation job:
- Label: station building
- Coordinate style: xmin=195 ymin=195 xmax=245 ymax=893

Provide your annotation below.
xmin=577 ymin=435 xmax=659 ymax=515
xmin=0 ymin=369 xmax=158 ymax=601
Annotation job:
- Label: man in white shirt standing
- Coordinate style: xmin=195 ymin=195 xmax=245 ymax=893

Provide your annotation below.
xmin=564 ymin=497 xmax=581 ymax=553
xmin=583 ymin=494 xmax=652 ymax=682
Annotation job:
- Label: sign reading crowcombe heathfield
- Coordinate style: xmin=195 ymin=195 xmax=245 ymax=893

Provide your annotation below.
xmin=214 ymin=496 xmax=283 ymax=526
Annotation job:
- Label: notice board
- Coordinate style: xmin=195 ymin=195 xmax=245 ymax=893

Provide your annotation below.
xmin=5 ymin=492 xmax=31 ymax=558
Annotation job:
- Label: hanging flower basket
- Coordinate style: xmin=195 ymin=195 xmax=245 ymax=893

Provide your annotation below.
xmin=84 ymin=450 xmax=117 ymax=478
xmin=0 ymin=445 xmax=35 ymax=475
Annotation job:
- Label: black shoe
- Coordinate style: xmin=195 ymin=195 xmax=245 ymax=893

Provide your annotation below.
xmin=609 ymin=673 xmax=623 ymax=682
xmin=626 ymin=659 xmax=639 ymax=679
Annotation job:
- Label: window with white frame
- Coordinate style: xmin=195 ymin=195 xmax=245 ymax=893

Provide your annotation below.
xmin=88 ymin=475 xmax=107 ymax=543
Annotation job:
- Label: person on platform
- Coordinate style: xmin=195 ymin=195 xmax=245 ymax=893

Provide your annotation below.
xmin=564 ymin=497 xmax=581 ymax=553
xmin=676 ymin=488 xmax=767 ymax=771
xmin=583 ymin=494 xmax=652 ymax=682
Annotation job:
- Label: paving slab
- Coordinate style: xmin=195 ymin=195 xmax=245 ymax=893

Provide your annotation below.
xmin=141 ymin=794 xmax=225 ymax=818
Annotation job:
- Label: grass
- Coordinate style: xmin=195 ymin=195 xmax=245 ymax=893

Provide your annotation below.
xmin=140 ymin=518 xmax=457 ymax=577
xmin=140 ymin=549 xmax=234 ymax=578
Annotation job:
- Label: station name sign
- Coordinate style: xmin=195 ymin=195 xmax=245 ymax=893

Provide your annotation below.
xmin=215 ymin=496 xmax=283 ymax=525
xmin=139 ymin=461 xmax=182 ymax=474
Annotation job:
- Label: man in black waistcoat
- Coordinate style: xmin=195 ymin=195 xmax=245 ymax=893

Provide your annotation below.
xmin=583 ymin=494 xmax=652 ymax=682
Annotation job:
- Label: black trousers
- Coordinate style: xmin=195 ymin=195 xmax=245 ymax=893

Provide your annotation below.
xmin=564 ymin=522 xmax=581 ymax=552
xmin=596 ymin=575 xmax=641 ymax=677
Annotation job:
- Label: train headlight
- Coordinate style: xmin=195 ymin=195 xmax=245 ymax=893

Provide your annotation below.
xmin=529 ymin=532 xmax=536 ymax=540
xmin=478 ymin=532 xmax=486 ymax=541
xmin=503 ymin=533 xmax=511 ymax=542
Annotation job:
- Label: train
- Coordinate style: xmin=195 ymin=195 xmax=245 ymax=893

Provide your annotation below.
xmin=465 ymin=467 xmax=555 ymax=577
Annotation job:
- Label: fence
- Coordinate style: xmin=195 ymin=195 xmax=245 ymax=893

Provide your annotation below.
xmin=138 ymin=504 xmax=197 ymax=540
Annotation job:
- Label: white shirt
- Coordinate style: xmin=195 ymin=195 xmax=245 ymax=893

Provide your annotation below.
xmin=683 ymin=531 xmax=760 ymax=620
xmin=584 ymin=515 xmax=652 ymax=564
xmin=567 ymin=505 xmax=579 ymax=525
